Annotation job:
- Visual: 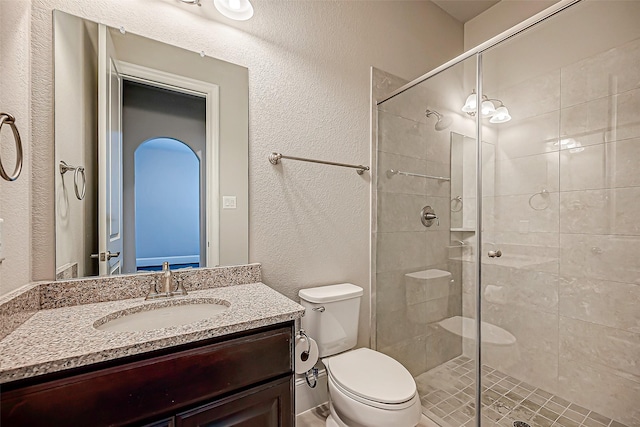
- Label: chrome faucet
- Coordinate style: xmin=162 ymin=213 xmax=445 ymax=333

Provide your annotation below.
xmin=145 ymin=262 xmax=188 ymax=300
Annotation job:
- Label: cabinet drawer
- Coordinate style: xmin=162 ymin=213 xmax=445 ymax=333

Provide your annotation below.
xmin=1 ymin=324 xmax=292 ymax=426
xmin=176 ymin=376 xmax=293 ymax=427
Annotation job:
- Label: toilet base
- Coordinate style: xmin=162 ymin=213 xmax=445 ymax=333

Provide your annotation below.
xmin=325 ymin=394 xmax=420 ymax=427
xmin=325 ymin=413 xmax=340 ymax=427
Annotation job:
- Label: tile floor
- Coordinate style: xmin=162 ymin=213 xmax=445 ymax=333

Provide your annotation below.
xmin=295 ymin=403 xmax=438 ymax=427
xmin=416 ymin=356 xmax=629 ymax=427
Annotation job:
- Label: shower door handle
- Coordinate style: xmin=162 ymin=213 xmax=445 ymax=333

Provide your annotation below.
xmin=488 ymin=250 xmax=502 ymax=258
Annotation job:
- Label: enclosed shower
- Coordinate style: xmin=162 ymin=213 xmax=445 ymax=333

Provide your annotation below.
xmin=372 ymin=1 xmax=640 ymax=426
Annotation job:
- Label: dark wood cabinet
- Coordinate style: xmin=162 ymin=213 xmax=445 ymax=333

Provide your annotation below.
xmin=176 ymin=377 xmax=292 ymax=427
xmin=1 ymin=322 xmax=294 ymax=427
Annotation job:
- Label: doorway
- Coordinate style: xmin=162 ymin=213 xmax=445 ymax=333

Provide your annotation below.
xmin=122 ymin=80 xmax=206 ymax=273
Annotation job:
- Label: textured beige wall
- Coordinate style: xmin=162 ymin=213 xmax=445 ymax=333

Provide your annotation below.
xmin=0 ymin=0 xmax=31 ymax=296
xmin=54 ymin=12 xmax=98 ymax=278
xmin=3 ymin=0 xmax=464 ymax=347
xmin=464 ymin=0 xmax=560 ymax=50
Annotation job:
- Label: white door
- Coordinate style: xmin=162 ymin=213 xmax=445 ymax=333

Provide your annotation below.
xmin=97 ymin=25 xmax=123 ymax=275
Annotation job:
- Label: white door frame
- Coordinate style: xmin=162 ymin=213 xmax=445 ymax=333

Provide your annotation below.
xmin=117 ymin=61 xmax=220 ymax=267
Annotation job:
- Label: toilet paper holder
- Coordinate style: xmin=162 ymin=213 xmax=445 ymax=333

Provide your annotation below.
xmin=297 ymin=329 xmax=312 ymax=361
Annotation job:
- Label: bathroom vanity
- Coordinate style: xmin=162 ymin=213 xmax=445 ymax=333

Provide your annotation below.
xmin=2 ymin=323 xmax=293 ymax=426
xmin=0 ymin=265 xmax=304 ymax=427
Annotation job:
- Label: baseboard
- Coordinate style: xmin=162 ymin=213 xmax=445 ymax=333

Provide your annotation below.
xmin=295 ymin=368 xmax=328 ymax=415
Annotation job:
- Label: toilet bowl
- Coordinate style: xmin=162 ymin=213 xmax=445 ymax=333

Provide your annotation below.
xmin=323 ymin=348 xmax=422 ymax=427
xmin=299 ymin=284 xmax=421 ymax=427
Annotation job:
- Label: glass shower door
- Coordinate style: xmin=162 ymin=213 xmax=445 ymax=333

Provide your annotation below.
xmin=374 ymin=55 xmax=480 ymax=427
xmin=479 ymin=1 xmax=640 ymax=425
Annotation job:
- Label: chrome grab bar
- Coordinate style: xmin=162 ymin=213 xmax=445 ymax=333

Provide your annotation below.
xmin=0 ymin=113 xmax=24 ymax=182
xmin=388 ymin=169 xmax=450 ymax=181
xmin=269 ymin=152 xmax=369 ymax=175
xmin=59 ymin=161 xmax=86 ymax=200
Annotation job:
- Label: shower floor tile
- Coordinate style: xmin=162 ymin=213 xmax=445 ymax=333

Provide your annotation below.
xmin=415 ymin=356 xmax=629 ymax=427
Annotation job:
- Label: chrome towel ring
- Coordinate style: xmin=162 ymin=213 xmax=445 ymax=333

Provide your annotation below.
xmin=528 ymin=189 xmax=550 ymax=210
xmin=59 ymin=160 xmax=86 ymax=200
xmin=451 ymin=195 xmax=463 ymax=212
xmin=0 ymin=113 xmax=24 ymax=182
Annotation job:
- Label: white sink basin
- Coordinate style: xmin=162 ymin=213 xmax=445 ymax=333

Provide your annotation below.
xmin=94 ymin=299 xmax=230 ymax=332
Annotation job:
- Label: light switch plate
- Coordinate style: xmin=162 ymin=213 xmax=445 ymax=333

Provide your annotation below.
xmin=222 ymin=196 xmax=237 ymax=209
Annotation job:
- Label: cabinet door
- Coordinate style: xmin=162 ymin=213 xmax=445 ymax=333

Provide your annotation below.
xmin=143 ymin=417 xmax=175 ymax=427
xmin=176 ymin=377 xmax=293 ymax=427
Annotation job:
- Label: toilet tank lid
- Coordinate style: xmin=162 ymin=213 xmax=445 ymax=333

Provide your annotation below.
xmin=299 ymin=283 xmax=363 ymax=303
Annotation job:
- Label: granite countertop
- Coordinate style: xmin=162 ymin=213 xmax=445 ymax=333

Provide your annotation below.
xmin=0 ymin=282 xmax=304 ymax=384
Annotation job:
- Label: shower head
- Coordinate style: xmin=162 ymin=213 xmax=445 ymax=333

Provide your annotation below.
xmin=426 ymin=109 xmax=453 ymax=131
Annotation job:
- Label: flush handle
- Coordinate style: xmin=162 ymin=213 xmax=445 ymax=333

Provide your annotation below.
xmin=488 ymin=250 xmax=502 ymax=258
xmin=312 ymin=306 xmax=325 ymax=313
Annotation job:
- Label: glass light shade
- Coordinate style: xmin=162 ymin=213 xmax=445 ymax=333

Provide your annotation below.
xmin=480 ymin=100 xmax=496 ymax=117
xmin=213 ymin=0 xmax=254 ymax=20
xmin=489 ymin=105 xmax=512 ymax=123
xmin=461 ymin=93 xmax=477 ymax=113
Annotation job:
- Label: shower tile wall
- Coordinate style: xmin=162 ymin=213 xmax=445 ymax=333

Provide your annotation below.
xmin=374 ymin=68 xmax=463 ymax=376
xmin=473 ymin=37 xmax=640 ymax=425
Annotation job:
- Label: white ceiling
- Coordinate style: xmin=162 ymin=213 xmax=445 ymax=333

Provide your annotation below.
xmin=432 ymin=0 xmax=501 ymax=23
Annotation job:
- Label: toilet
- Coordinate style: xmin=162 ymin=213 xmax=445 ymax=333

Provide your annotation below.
xmin=299 ymin=284 xmax=422 ymax=427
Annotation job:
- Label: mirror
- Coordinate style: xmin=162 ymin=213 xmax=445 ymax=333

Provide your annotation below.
xmin=450 ymin=132 xmax=495 ymax=231
xmin=54 ymin=11 xmax=249 ymax=279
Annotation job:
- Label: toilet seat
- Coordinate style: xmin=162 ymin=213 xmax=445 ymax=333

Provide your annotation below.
xmin=324 ymin=348 xmax=417 ymax=410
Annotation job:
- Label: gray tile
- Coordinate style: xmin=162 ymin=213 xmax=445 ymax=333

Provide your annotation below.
xmin=535 ymin=388 xmax=554 ymax=399
xmin=531 ymin=414 xmax=556 ymax=427
xmin=425 ymin=390 xmax=450 ymax=404
xmin=527 ymin=392 xmax=549 ymax=406
xmin=506 ymin=390 xmax=526 ymax=403
xmin=544 ymin=400 xmax=567 ymax=414
xmin=435 ymin=398 xmax=458 ymax=415
xmin=554 ymin=416 xmax=580 ymax=427
xmin=568 ymin=403 xmax=589 ymax=415
xmin=492 ymin=383 xmax=510 ymax=395
xmin=582 ymin=417 xmax=607 ymax=427
xmin=562 ymin=409 xmax=586 ymax=423
xmin=520 ymin=399 xmax=541 ymax=413
xmin=539 ymin=406 xmax=561 ymax=421
xmin=519 ymin=381 xmax=536 ymax=392
xmin=431 ymin=405 xmax=448 ymax=418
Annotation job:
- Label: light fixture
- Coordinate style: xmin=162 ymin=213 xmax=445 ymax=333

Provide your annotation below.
xmin=213 ymin=0 xmax=254 ymax=20
xmin=554 ymin=138 xmax=584 ymax=153
xmin=489 ymin=103 xmax=512 ymax=123
xmin=461 ymin=90 xmax=477 ymax=113
xmin=480 ymin=100 xmax=496 ymax=117
xmin=461 ymin=91 xmax=511 ymax=123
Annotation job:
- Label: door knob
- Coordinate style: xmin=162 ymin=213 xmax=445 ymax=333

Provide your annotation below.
xmin=91 ymin=251 xmax=121 ymax=261
xmin=488 ymin=250 xmax=502 ymax=258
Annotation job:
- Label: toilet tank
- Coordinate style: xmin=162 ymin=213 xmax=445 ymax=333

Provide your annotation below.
xmin=299 ymin=284 xmax=363 ymax=358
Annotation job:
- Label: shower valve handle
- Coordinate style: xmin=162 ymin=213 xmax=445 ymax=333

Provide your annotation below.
xmin=421 ymin=206 xmax=439 ymax=227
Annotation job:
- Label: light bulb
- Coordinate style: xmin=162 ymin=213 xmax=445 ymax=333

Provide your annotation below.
xmin=461 ymin=92 xmax=477 ymax=113
xmin=489 ymin=106 xmax=511 ymax=123
xmin=213 ymin=0 xmax=254 ymax=20
xmin=480 ymin=100 xmax=496 ymax=117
